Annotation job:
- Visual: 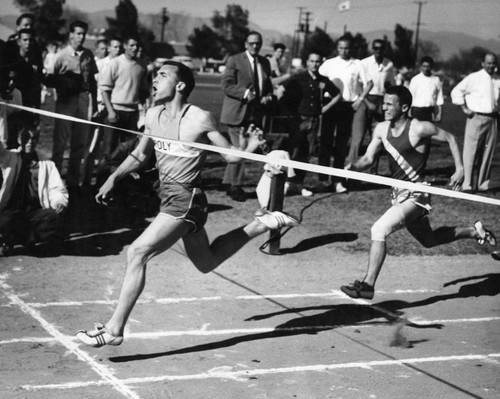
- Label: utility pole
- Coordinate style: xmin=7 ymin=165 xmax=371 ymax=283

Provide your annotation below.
xmin=414 ymin=1 xmax=426 ymax=64
xmin=160 ymin=7 xmax=168 ymax=43
xmin=303 ymin=11 xmax=311 ymax=46
xmin=292 ymin=7 xmax=305 ymax=58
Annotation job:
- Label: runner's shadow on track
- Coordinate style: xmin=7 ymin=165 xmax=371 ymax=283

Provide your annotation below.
xmin=108 ymin=304 xmax=409 ymax=363
xmin=279 ymin=233 xmax=358 ymax=254
xmin=12 ymin=228 xmax=146 ymax=258
xmin=381 ymin=273 xmax=500 ymax=311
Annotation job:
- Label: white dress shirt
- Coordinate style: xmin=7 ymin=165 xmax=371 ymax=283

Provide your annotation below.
xmin=319 ymin=56 xmax=369 ymax=102
xmin=409 ymin=72 xmax=444 ymax=107
xmin=451 ymin=69 xmax=500 ymax=113
xmin=361 ymin=55 xmax=395 ymax=96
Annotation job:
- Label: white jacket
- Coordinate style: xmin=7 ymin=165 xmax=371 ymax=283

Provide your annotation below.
xmin=0 ymin=151 xmax=68 ymax=212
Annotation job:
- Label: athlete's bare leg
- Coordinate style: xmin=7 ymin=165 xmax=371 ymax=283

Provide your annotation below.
xmin=182 ymin=219 xmax=268 ymax=273
xmin=105 ymin=214 xmax=193 ymax=337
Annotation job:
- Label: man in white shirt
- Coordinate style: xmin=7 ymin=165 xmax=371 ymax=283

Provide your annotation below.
xmin=409 ymin=56 xmax=444 ymax=122
xmin=318 ymin=36 xmax=373 ymax=193
xmin=451 ymin=52 xmax=500 ymax=192
xmin=358 ymin=39 xmax=395 ymax=169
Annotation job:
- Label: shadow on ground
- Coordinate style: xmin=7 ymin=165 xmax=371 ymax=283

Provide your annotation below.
xmin=108 ymin=273 xmax=499 ymax=363
xmin=5 ymin=190 xmax=233 ymax=258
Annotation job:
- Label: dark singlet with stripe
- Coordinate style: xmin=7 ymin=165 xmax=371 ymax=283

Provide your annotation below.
xmin=385 ymin=119 xmax=430 ymax=182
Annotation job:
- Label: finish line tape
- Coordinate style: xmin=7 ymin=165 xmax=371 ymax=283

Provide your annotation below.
xmin=3 ymin=102 xmax=500 ymax=207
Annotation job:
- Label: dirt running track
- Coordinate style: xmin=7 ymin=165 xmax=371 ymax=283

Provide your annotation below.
xmin=0 ymin=188 xmax=499 ymax=399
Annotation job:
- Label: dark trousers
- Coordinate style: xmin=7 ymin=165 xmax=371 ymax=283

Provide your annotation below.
xmin=102 ymin=110 xmax=139 ymax=159
xmin=318 ymin=102 xmax=354 ymax=183
xmin=289 ymin=115 xmax=319 ymax=184
xmin=411 ymin=106 xmax=434 ymax=122
xmin=0 ymin=208 xmax=66 ymax=247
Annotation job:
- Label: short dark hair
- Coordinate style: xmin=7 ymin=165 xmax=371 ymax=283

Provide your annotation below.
xmin=69 ymin=20 xmax=88 ymax=33
xmin=17 ymin=28 xmax=34 ymax=37
xmin=337 ymin=36 xmax=351 ymax=46
xmin=16 ymin=13 xmax=35 ymax=26
xmin=273 ymin=43 xmax=286 ymax=51
xmin=163 ymin=60 xmax=195 ymax=98
xmin=122 ymin=34 xmax=141 ymax=45
xmin=385 ymin=85 xmax=413 ymax=108
xmin=307 ymin=50 xmax=323 ymax=60
xmin=420 ymin=56 xmax=434 ymax=66
xmin=246 ymin=31 xmax=263 ymax=42
xmin=96 ymin=38 xmax=108 ymax=47
xmin=483 ymin=52 xmax=498 ymax=63
xmin=372 ymin=39 xmax=385 ymax=49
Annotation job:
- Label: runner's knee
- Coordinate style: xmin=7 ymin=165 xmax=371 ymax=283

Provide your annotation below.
xmin=371 ymin=220 xmax=391 ymax=241
xmin=126 ymin=242 xmax=154 ymax=265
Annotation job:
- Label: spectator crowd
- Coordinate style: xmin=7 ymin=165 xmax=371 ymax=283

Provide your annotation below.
xmin=0 ymin=12 xmax=499 ymax=256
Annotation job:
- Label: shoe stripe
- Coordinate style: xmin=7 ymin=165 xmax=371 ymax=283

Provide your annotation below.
xmin=95 ymin=332 xmax=104 ymax=347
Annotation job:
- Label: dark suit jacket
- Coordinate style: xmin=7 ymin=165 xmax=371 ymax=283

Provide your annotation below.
xmin=220 ymin=52 xmax=272 ymax=126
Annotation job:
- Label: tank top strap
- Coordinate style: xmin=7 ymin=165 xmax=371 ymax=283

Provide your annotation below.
xmin=175 ymin=103 xmax=192 ymax=140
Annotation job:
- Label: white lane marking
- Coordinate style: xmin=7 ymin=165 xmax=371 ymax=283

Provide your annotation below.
xmin=0 ymin=275 xmax=141 ymax=399
xmin=21 ymin=353 xmax=500 ymax=390
xmin=3 ymin=317 xmax=500 ymax=345
xmin=21 ymin=290 xmax=439 ymax=308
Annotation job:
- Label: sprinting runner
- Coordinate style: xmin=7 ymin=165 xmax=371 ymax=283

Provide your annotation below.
xmin=341 ymin=85 xmax=496 ymax=300
xmin=77 ymin=61 xmax=299 ymax=347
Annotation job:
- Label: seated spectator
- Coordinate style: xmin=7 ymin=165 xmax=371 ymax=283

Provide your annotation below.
xmin=0 ymin=127 xmax=68 ymax=256
xmin=0 ymin=68 xmax=23 ymax=149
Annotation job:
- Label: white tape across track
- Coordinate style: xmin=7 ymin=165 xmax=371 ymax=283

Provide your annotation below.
xmin=3 ymin=102 xmax=500 ymax=206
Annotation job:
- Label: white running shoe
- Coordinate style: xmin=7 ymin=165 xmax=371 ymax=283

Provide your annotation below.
xmin=474 ymin=221 xmax=497 ymax=245
xmin=255 ymin=208 xmax=300 ymax=229
xmin=301 ymin=188 xmax=313 ymax=197
xmin=335 ymin=182 xmax=348 ymax=193
xmin=76 ymin=323 xmax=123 ymax=348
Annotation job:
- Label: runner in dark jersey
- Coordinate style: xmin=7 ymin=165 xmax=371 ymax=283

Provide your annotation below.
xmin=76 ymin=61 xmax=299 ymax=347
xmin=340 ymin=85 xmax=496 ymax=300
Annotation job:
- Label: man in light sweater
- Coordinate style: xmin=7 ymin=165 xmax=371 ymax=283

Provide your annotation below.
xmin=99 ymin=34 xmax=148 ymax=161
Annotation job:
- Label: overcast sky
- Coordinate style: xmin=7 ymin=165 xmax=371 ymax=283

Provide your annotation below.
xmin=3 ymin=0 xmax=500 ymax=40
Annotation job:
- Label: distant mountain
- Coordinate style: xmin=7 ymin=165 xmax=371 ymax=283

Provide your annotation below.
xmin=363 ymin=29 xmax=500 ymax=60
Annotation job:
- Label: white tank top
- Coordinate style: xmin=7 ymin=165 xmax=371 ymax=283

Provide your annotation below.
xmin=147 ymin=104 xmax=207 ymax=185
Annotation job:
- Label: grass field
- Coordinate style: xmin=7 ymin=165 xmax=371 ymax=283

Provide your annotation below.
xmin=35 ymin=72 xmax=500 ymax=259
xmin=2 ymin=74 xmax=499 ymax=399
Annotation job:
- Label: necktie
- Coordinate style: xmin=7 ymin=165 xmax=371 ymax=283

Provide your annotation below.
xmin=253 ymin=57 xmax=260 ymax=99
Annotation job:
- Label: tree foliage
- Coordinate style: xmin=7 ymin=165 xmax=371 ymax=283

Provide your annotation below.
xmin=211 ymin=4 xmax=250 ymax=55
xmin=393 ymin=24 xmax=414 ymax=68
xmin=442 ymin=46 xmax=492 ymax=74
xmin=14 ymin=0 xmax=66 ymax=45
xmin=187 ymin=25 xmax=224 ymax=59
xmin=301 ymin=27 xmax=335 ymax=62
xmin=418 ymin=40 xmax=441 ymax=63
xmin=105 ymin=0 xmax=139 ymax=39
xmin=187 ymin=4 xmax=250 ymax=59
xmin=105 ymin=0 xmax=160 ymax=58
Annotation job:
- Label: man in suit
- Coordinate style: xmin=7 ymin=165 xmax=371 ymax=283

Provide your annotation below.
xmin=220 ymin=31 xmax=273 ymax=201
